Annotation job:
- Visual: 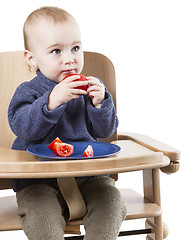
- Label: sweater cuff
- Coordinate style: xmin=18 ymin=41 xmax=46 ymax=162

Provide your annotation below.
xmin=89 ymin=91 xmax=113 ymax=112
xmin=101 ymin=91 xmax=113 ymax=110
xmin=42 ymin=92 xmax=66 ymax=122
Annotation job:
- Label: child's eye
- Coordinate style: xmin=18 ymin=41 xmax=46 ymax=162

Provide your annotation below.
xmin=51 ymin=49 xmax=61 ymax=55
xmin=72 ymin=46 xmax=80 ymax=52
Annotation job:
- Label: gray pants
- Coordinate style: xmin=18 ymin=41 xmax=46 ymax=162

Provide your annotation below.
xmin=16 ymin=176 xmax=127 ymax=240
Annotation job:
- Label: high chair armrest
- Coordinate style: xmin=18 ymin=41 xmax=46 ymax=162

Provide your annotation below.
xmin=118 ymin=132 xmax=181 ymax=162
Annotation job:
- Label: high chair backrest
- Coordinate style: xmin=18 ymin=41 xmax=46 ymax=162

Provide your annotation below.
xmin=0 ymin=51 xmax=36 ymax=148
xmin=0 ymin=51 xmax=117 ymax=189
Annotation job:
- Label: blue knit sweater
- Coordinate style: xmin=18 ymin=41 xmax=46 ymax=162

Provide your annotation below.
xmin=8 ymin=70 xmax=118 ymax=191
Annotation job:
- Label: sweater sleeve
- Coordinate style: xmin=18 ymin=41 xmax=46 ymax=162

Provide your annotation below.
xmin=8 ymin=82 xmax=66 ymax=142
xmin=85 ymin=89 xmax=119 ymax=139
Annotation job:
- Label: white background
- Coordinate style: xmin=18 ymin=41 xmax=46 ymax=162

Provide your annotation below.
xmin=0 ymin=0 xmax=185 ymax=239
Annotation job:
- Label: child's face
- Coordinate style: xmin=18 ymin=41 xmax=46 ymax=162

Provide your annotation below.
xmin=26 ymin=19 xmax=84 ymax=83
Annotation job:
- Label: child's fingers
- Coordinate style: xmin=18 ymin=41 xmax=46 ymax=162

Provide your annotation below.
xmin=62 ymin=75 xmax=89 ymax=89
xmin=87 ymin=85 xmax=101 ymax=93
xmin=70 ymin=80 xmax=89 ymax=89
xmin=62 ymin=74 xmax=81 ymax=82
xmin=71 ymin=88 xmax=88 ymax=95
xmin=86 ymin=76 xmax=102 ymax=86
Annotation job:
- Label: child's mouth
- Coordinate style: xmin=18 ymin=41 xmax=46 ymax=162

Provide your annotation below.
xmin=63 ymin=69 xmax=75 ymax=75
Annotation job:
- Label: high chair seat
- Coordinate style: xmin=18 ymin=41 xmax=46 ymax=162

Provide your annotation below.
xmin=0 ymin=189 xmax=162 ymax=231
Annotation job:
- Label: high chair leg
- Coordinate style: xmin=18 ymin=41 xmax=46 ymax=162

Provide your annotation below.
xmin=143 ymin=169 xmax=163 ymax=240
xmin=146 ymin=216 xmax=163 ymax=240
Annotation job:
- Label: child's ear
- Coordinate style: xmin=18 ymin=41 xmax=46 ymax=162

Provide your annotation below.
xmin=24 ymin=50 xmax=38 ymax=69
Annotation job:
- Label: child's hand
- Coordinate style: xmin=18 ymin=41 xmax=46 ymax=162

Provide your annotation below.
xmin=86 ymin=76 xmax=105 ymax=108
xmin=47 ymin=75 xmax=88 ymax=110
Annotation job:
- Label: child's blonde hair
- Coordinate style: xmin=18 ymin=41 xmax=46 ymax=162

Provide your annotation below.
xmin=23 ymin=6 xmax=76 ymax=50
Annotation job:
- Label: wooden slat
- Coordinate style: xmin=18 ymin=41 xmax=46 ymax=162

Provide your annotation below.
xmin=0 ymin=51 xmax=36 ymax=149
xmin=122 ymin=189 xmax=161 ymax=220
xmin=0 ymin=188 xmax=161 ymax=231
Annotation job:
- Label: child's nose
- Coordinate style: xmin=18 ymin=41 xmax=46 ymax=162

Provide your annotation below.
xmin=62 ymin=52 xmax=75 ymax=65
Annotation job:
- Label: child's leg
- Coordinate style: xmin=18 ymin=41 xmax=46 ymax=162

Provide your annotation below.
xmin=16 ymin=184 xmax=66 ymax=240
xmin=77 ymin=176 xmax=127 ymax=240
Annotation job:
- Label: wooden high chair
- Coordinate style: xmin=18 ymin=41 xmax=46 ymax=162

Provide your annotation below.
xmin=0 ymin=51 xmax=180 ymax=239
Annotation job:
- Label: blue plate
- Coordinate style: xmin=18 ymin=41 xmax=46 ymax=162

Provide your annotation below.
xmin=27 ymin=141 xmax=121 ymax=160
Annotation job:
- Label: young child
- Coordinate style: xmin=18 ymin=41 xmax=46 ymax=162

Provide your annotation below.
xmin=8 ymin=6 xmax=126 ymax=240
